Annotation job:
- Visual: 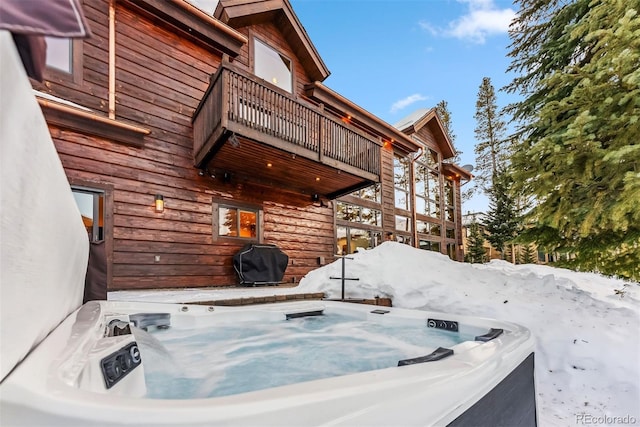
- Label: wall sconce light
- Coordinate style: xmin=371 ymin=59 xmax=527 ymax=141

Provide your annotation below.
xmin=154 ymin=194 xmax=164 ymax=213
xmin=311 ymin=193 xmax=320 ymax=202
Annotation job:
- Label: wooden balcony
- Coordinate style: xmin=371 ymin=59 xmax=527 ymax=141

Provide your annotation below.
xmin=192 ymin=63 xmax=381 ymax=200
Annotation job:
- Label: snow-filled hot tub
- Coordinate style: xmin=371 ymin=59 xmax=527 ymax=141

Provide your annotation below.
xmin=0 ymin=299 xmax=537 ymax=426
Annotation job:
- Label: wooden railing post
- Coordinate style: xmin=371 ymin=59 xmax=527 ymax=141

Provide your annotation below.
xmin=317 ymin=103 xmax=324 ymax=163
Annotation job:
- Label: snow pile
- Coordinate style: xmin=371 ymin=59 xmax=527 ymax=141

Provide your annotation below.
xmin=296 ymin=242 xmax=640 ymax=426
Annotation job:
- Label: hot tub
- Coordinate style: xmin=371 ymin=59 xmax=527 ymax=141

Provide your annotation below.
xmin=0 ymin=34 xmax=536 ymax=426
xmin=0 ymin=299 xmax=537 ymax=426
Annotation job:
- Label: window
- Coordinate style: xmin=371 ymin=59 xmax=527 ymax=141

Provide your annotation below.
xmin=337 ymin=202 xmax=381 ymax=226
xmin=72 ymin=188 xmax=105 ymax=242
xmin=419 ymin=239 xmax=440 ymax=253
xmin=446 ymin=243 xmax=457 ymax=260
xmin=214 ymin=202 xmax=261 ymax=241
xmin=46 ymin=37 xmax=72 ymax=73
xmin=395 ymin=215 xmax=411 ymax=232
xmin=350 ymin=183 xmax=381 ymax=203
xmin=444 ymin=178 xmax=456 ymax=222
xmin=43 ymin=36 xmax=82 ymax=84
xmin=394 ymin=155 xmax=411 ymax=211
xmin=414 ymin=149 xmax=441 ymax=219
xmin=446 ymin=228 xmax=456 ymax=239
xmin=254 ymin=38 xmax=292 ymax=92
xmin=337 ymin=226 xmax=381 ymax=255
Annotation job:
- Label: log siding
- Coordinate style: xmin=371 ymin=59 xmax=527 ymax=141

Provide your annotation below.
xmin=36 ymin=0 xmax=467 ymax=291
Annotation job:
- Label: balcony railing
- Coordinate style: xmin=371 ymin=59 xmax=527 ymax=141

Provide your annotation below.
xmin=193 ymin=63 xmax=381 ymax=179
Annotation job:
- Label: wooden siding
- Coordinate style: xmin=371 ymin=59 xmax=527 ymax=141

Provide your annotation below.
xmin=36 ymin=0 xmax=470 ymax=293
xmin=39 ymin=2 xmax=337 ymax=290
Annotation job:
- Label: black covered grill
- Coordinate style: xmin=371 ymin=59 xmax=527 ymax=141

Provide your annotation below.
xmin=233 ymin=244 xmax=289 ymax=285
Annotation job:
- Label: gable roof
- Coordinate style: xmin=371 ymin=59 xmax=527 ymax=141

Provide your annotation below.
xmin=214 ymin=0 xmax=330 ymax=82
xmin=394 ymin=108 xmax=457 ymax=160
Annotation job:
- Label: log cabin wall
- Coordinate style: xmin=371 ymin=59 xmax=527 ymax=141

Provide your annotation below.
xmin=33 ymin=0 xmax=335 ymax=290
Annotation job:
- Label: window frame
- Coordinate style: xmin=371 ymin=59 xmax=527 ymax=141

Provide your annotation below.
xmin=336 ymin=225 xmax=382 ymax=255
xmin=251 ymin=36 xmax=294 ymax=94
xmin=212 ymin=201 xmax=263 ymax=243
xmin=42 ymin=37 xmax=83 ymax=85
xmin=393 ymin=154 xmax=411 ymax=214
xmin=69 ymin=180 xmax=114 ymax=288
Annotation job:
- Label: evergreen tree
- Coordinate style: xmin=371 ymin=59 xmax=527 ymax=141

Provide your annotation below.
xmin=505 ymin=0 xmax=640 ymax=280
xmin=435 ymin=100 xmax=462 ymax=163
xmin=465 ymin=221 xmax=487 ymax=263
xmin=473 ymin=77 xmax=508 ymax=194
xmin=484 ymin=171 xmax=521 ymax=260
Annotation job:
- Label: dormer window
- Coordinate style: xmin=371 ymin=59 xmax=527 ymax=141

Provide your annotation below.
xmin=253 ymin=38 xmax=292 ymax=92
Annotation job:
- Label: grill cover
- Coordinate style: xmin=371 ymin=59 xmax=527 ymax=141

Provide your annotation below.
xmin=233 ymin=244 xmax=288 ymax=285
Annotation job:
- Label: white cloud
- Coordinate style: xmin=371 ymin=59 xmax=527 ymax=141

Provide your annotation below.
xmin=390 ymin=94 xmax=429 ymax=113
xmin=421 ymin=0 xmax=516 ymax=44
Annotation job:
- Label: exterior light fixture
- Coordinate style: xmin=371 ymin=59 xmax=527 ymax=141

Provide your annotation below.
xmin=315 ymin=177 xmax=320 ymax=181
xmin=154 ymin=194 xmax=164 ymax=213
xmin=267 ymin=162 xmax=272 ymax=167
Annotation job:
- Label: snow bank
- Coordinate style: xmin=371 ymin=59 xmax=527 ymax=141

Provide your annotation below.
xmin=296 ymin=242 xmax=640 ymax=426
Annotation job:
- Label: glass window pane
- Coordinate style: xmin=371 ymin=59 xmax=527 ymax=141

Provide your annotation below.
xmin=416 ymin=220 xmax=429 ymax=234
xmin=446 ymin=228 xmax=456 ymax=239
xmin=239 ymin=210 xmax=257 ymax=238
xmin=429 ymin=173 xmax=439 ymax=199
xmin=429 ymin=201 xmax=440 ymax=218
xmin=415 ymin=196 xmax=427 ymax=215
xmin=72 ymin=190 xmax=104 ymax=242
xmin=336 ymin=202 xmax=348 ymax=221
xmin=395 ymin=189 xmax=409 ymax=210
xmin=361 ymin=207 xmax=373 ymax=225
xmin=415 ymin=179 xmax=425 ymax=197
xmin=350 ymin=228 xmax=371 ymax=252
xmin=46 ymin=37 xmax=72 ymax=73
xmin=431 ymin=224 xmax=441 ymax=236
xmin=254 ymin=38 xmax=292 ymax=92
xmin=445 ymin=179 xmax=454 ymax=205
xmin=219 ymin=207 xmax=238 ymax=237
xmin=446 ymin=208 xmax=455 ymax=222
xmin=356 ymin=184 xmax=381 ymax=203
xmin=394 ymin=156 xmax=409 ymax=190
xmin=395 ymin=215 xmax=410 ymax=232
xmin=337 ymin=226 xmax=348 ymax=255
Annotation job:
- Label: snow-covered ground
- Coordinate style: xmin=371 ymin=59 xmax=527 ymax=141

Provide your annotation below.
xmin=110 ymin=242 xmax=640 ymax=426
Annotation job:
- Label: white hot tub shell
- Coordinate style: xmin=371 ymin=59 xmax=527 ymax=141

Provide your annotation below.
xmin=1 ymin=300 xmax=537 ymax=426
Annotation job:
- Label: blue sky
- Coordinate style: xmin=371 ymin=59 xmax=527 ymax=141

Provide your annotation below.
xmin=191 ymin=0 xmax=519 ymax=212
xmin=288 ymin=0 xmax=520 ymax=213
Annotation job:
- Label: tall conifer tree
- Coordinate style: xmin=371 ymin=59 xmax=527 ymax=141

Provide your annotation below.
xmin=505 ymin=0 xmax=640 ymax=280
xmin=435 ymin=100 xmax=461 ymax=163
xmin=484 ymin=171 xmax=522 ymax=259
xmin=473 ymin=77 xmax=508 ymax=193
xmin=465 ymin=221 xmax=487 ymax=263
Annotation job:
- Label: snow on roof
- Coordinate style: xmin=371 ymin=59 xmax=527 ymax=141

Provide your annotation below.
xmin=392 ymin=107 xmax=433 ymax=130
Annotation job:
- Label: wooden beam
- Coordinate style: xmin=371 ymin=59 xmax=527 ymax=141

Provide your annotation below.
xmin=38 ymin=97 xmax=150 ymax=147
xmin=122 ymin=0 xmax=246 ymax=57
